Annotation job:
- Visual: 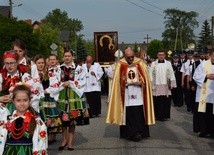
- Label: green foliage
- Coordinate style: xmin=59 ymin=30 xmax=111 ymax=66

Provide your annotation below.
xmin=83 ymin=39 xmax=94 ymax=56
xmin=44 ymin=9 xmax=70 ymax=30
xmin=0 ymin=15 xmax=39 ymax=57
xmin=198 ymin=20 xmax=212 ymax=49
xmin=162 ymin=8 xmax=198 ymax=51
xmin=147 ymin=39 xmax=163 ymax=58
xmin=44 ymin=9 xmax=83 ymax=48
xmin=76 ymin=35 xmax=87 ymax=61
xmin=133 ymin=42 xmax=139 ymax=53
xmin=34 ymin=23 xmax=61 ymax=59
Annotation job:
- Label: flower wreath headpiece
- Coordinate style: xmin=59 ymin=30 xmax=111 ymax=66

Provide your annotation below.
xmin=9 ymin=82 xmax=33 ymax=96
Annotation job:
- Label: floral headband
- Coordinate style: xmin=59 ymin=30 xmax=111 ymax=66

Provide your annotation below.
xmin=3 ymin=50 xmax=19 ymax=60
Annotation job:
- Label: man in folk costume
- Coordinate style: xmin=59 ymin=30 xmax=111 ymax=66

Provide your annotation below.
xmin=193 ymin=50 xmax=214 ymax=138
xmin=150 ymin=50 xmax=176 ymax=121
xmin=83 ymin=55 xmax=104 ymax=118
xmin=106 ymin=47 xmax=155 ymax=142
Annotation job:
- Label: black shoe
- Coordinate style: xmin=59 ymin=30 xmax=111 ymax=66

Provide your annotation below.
xmin=156 ymin=118 xmax=165 ymax=122
xmin=68 ymin=147 xmax=74 ymax=151
xmin=128 ymin=134 xmax=142 ymax=142
xmin=90 ymin=115 xmax=95 ymax=118
xmin=199 ymin=133 xmax=207 ymax=138
xmin=58 ymin=143 xmax=68 ymax=151
xmin=52 ymin=139 xmax=57 ymax=143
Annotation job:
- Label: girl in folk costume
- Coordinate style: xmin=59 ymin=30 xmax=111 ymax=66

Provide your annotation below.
xmin=11 ymin=39 xmax=39 ymax=80
xmin=0 ymin=84 xmax=48 ymax=155
xmin=0 ymin=50 xmax=43 ymax=113
xmin=58 ymin=49 xmax=89 ymax=151
xmin=34 ymin=54 xmax=62 ymax=143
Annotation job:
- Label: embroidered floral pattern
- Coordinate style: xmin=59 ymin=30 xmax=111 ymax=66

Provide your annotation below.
xmin=50 ymin=81 xmax=61 ymax=88
xmin=70 ymin=110 xmax=80 ymax=118
xmin=33 ymin=150 xmax=47 ymax=155
xmin=39 ymin=130 xmax=47 ymax=139
xmin=128 ymin=95 xmax=137 ymax=99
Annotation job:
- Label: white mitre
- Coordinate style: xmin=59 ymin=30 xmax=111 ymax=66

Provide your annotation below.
xmin=114 ymin=49 xmax=123 ymax=59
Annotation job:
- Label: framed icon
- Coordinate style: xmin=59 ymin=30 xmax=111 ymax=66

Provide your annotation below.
xmin=94 ymin=31 xmax=118 ymax=63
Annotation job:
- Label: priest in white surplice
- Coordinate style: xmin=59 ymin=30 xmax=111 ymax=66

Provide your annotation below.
xmin=150 ymin=51 xmax=177 ymax=121
xmin=83 ymin=55 xmax=104 ymax=118
xmin=193 ymin=51 xmax=214 ymax=138
xmin=106 ymin=47 xmax=155 ymax=142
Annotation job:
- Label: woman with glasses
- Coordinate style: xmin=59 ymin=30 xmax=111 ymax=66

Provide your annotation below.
xmin=0 ymin=50 xmax=44 ymax=114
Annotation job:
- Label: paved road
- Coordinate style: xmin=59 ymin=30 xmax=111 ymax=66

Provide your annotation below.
xmin=48 ymin=95 xmax=214 ymax=155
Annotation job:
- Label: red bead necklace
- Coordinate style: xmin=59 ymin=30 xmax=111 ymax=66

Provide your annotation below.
xmin=10 ymin=121 xmax=27 ymax=140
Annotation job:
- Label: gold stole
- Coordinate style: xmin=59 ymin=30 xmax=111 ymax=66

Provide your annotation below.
xmin=106 ymin=58 xmax=155 ymax=125
xmin=198 ymin=60 xmax=212 ymax=113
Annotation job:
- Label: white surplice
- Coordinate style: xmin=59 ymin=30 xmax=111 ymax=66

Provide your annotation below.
xmin=150 ymin=59 xmax=177 ymax=96
xmin=83 ymin=62 xmax=104 ymax=92
xmin=193 ymin=60 xmax=214 ymax=104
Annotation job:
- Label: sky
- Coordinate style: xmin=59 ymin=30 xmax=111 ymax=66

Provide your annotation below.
xmin=2 ymin=0 xmax=214 ymax=44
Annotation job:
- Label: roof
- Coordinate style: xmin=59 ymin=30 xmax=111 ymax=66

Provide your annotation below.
xmin=0 ymin=6 xmax=10 ymax=18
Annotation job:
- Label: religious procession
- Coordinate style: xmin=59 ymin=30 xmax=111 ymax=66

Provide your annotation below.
xmin=0 ymin=37 xmax=213 ymax=155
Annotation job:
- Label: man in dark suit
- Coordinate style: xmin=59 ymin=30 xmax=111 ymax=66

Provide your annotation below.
xmin=171 ymin=53 xmax=183 ymax=107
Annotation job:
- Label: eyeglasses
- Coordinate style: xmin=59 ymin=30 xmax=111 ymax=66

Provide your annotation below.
xmin=4 ymin=62 xmax=17 ymax=67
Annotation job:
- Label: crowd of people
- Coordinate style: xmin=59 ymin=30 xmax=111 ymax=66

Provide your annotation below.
xmin=0 ymin=39 xmax=213 ymax=155
xmin=0 ymin=39 xmax=104 ymax=154
xmin=106 ymin=47 xmax=214 ymax=141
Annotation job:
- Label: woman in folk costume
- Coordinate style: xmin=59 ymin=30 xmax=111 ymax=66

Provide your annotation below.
xmin=11 ymin=39 xmax=39 ymax=80
xmin=0 ymin=84 xmax=48 ymax=155
xmin=0 ymin=50 xmax=43 ymax=113
xmin=58 ymin=49 xmax=89 ymax=151
xmin=34 ymin=54 xmax=62 ymax=143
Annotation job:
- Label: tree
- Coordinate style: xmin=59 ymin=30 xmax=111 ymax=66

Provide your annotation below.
xmin=147 ymin=39 xmax=163 ymax=58
xmin=162 ymin=8 xmax=198 ymax=51
xmin=76 ymin=35 xmax=87 ymax=61
xmin=133 ymin=42 xmax=139 ymax=53
xmin=44 ymin=9 xmax=83 ymax=50
xmin=198 ymin=20 xmax=212 ymax=49
xmin=83 ymin=39 xmax=94 ymax=56
xmin=0 ymin=15 xmax=39 ymax=57
xmin=33 ymin=23 xmax=62 ymax=58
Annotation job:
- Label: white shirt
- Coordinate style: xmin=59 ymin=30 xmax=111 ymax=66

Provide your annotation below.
xmin=193 ymin=61 xmax=214 ymax=104
xmin=83 ymin=62 xmax=104 ymax=92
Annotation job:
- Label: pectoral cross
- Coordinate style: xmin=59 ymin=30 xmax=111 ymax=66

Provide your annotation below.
xmin=128 ymin=70 xmax=135 ymax=79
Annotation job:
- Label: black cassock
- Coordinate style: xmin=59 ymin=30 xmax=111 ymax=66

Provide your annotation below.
xmin=171 ymin=62 xmax=183 ymax=107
